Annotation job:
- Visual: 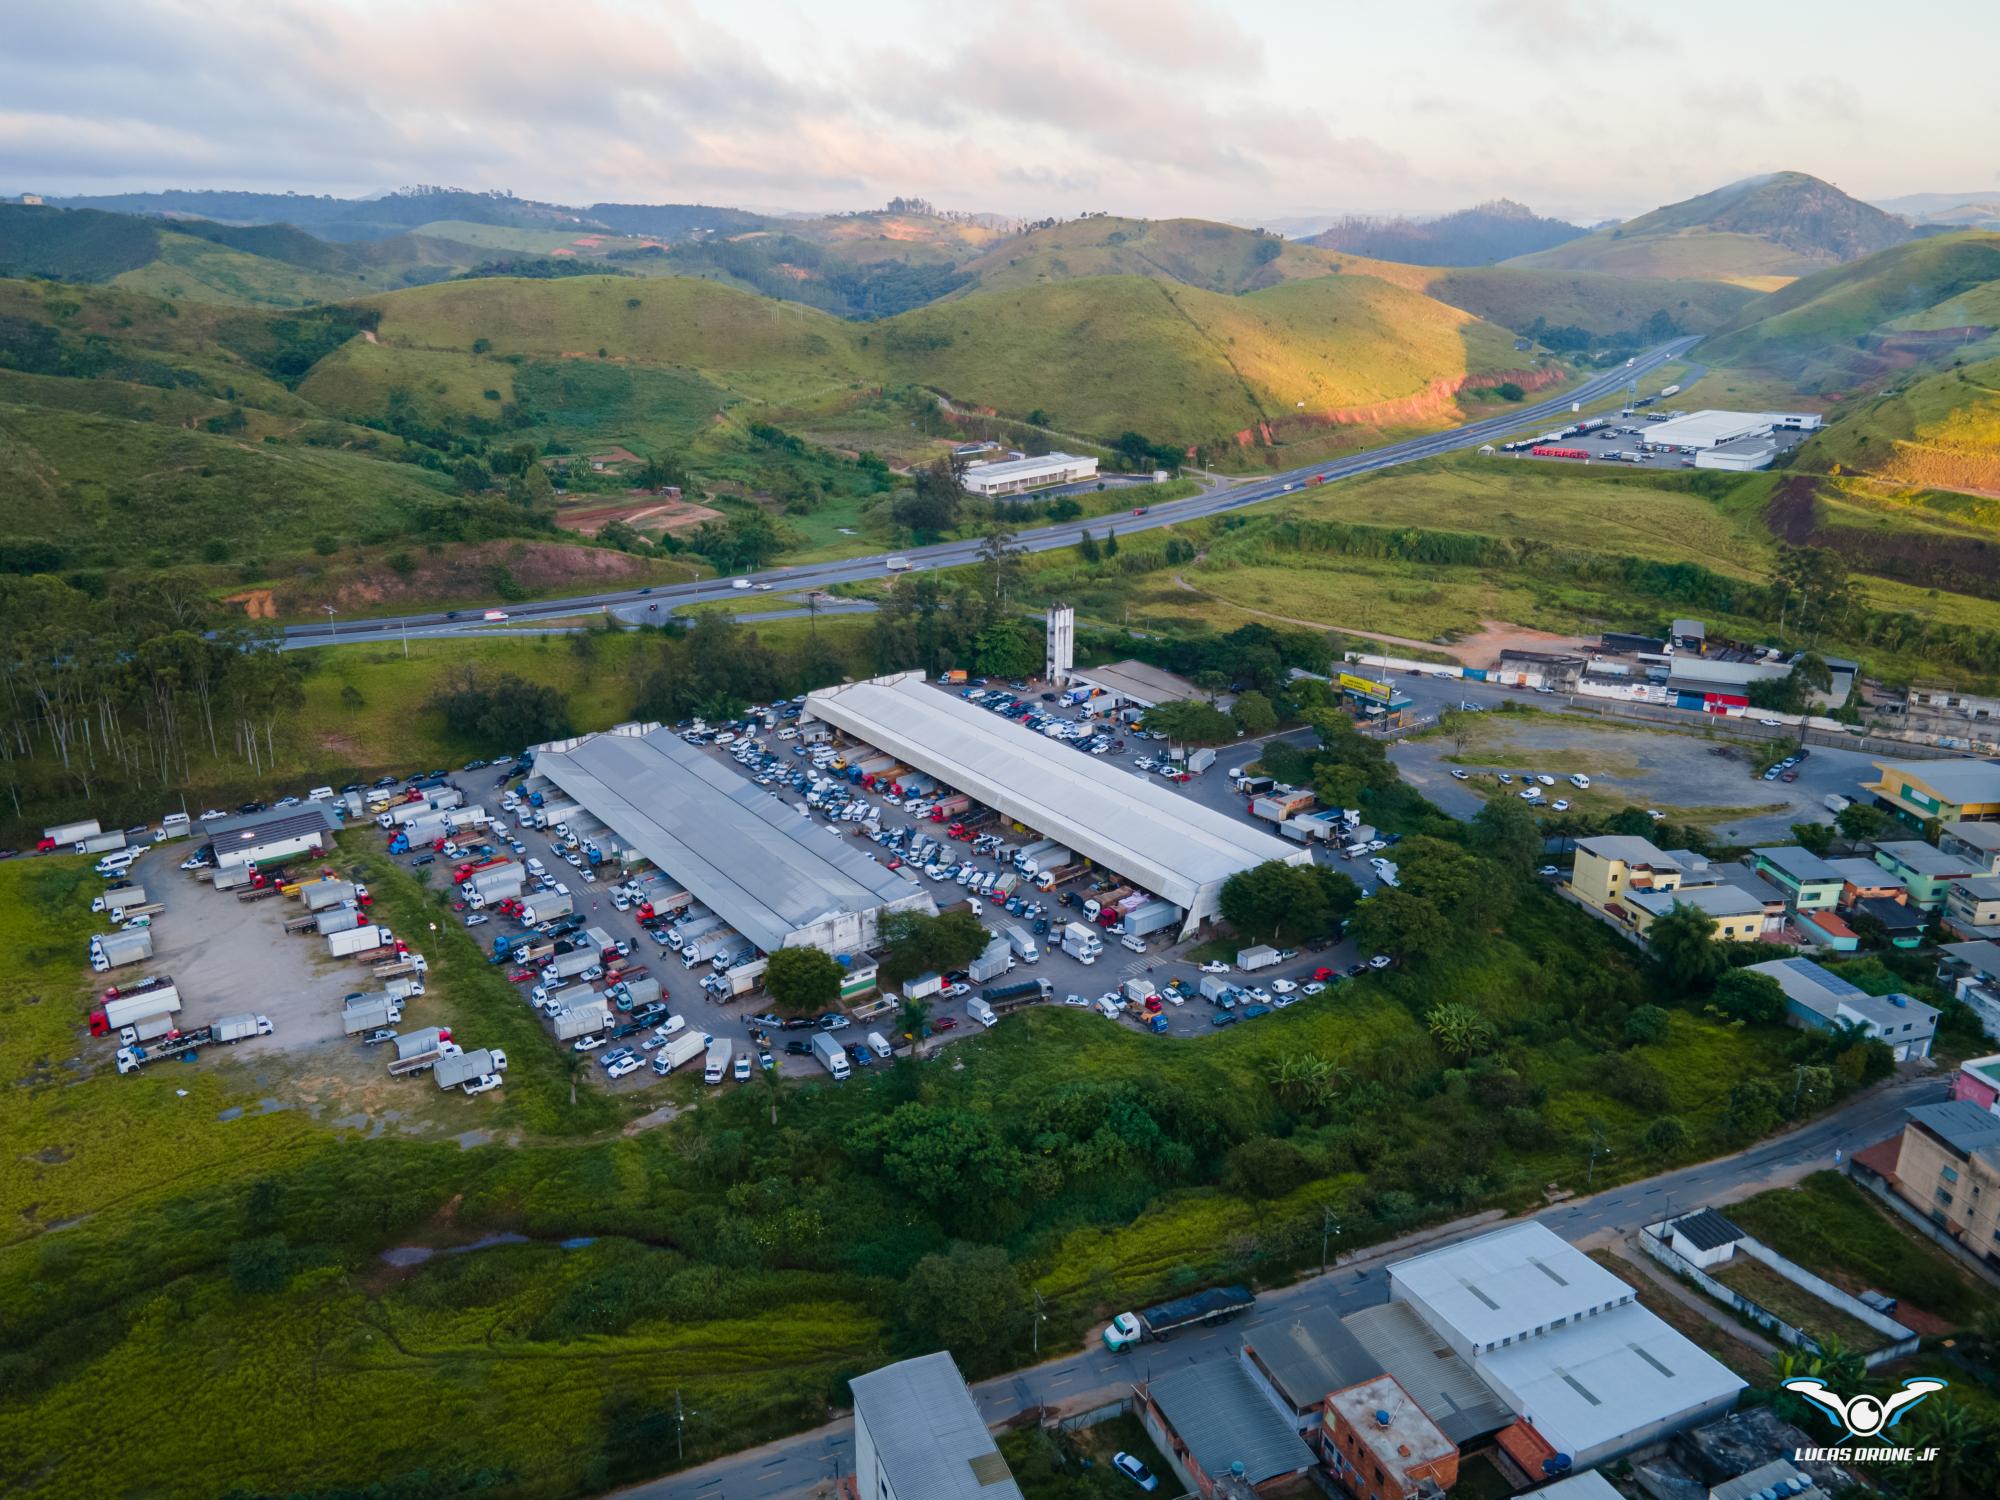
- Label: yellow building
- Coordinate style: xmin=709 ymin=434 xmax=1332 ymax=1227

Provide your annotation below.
xmin=1864 ymin=758 xmax=2000 ymax=825
xmin=1876 ymin=1102 xmax=2000 ymax=1271
xmin=1568 ymin=836 xmax=1765 ymax=942
xmin=1627 ymin=885 xmax=1769 ymax=942
xmin=1569 ymin=836 xmax=1686 ymax=910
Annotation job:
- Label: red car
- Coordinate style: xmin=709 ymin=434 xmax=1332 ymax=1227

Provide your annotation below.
xmin=933 ymin=1017 xmax=959 ymax=1033
xmin=1312 ymin=966 xmax=1334 ymax=982
xmin=1132 ymin=506 xmax=1147 ymax=516
xmin=451 ymin=899 xmax=467 ymax=912
xmin=507 ymin=968 xmax=535 ymax=983
xmin=886 ymin=857 xmax=902 ymax=870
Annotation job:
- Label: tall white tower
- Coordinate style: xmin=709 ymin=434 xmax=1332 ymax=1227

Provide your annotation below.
xmin=1045 ymin=604 xmax=1074 ymax=685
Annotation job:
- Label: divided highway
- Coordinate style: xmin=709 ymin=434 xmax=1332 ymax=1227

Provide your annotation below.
xmin=283 ymin=338 xmax=1700 ymax=649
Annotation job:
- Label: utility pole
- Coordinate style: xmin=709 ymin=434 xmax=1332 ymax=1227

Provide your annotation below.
xmin=323 ymin=604 xmax=338 ymax=639
xmin=675 ymin=1388 xmax=685 ymax=1462
xmin=1032 ymin=1288 xmax=1047 ymax=1355
xmin=1586 ymin=1122 xmax=1610 ymax=1191
xmin=1321 ymin=1206 xmax=1341 ymax=1274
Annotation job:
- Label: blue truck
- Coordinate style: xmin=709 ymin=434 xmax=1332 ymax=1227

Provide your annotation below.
xmin=1102 ymin=1285 xmax=1255 ymax=1352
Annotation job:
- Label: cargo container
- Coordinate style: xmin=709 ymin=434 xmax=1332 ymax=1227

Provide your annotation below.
xmin=303 ymin=880 xmax=356 ymax=912
xmin=92 ymin=979 xmax=182 ymax=1034
xmin=969 ymin=937 xmax=1012 ymax=983
xmin=213 ymin=1013 xmax=274 ymax=1043
xmin=91 ymin=928 xmax=154 ymax=971
xmin=388 ymin=1027 xmax=456 ymax=1076
xmin=703 ymin=1038 xmax=734 ymax=1084
xmin=327 ymin=924 xmax=390 ymax=959
xmin=902 ymin=970 xmax=944 ymax=1001
xmin=1102 ymin=1285 xmax=1255 ymax=1352
xmin=810 ymin=1031 xmax=850 ymax=1080
xmin=652 ymin=1030 xmax=708 ymax=1075
xmin=614 ymin=976 xmax=663 ymax=1011
xmin=1250 ymin=790 xmax=1315 ymax=822
xmin=1236 ymin=944 xmax=1281 ymax=971
xmin=342 ymin=995 xmax=402 ymax=1033
xmin=315 ymin=907 xmax=365 ymax=937
xmin=1186 ymin=747 xmax=1216 ymax=775
xmin=553 ymin=1003 xmax=611 ymax=1042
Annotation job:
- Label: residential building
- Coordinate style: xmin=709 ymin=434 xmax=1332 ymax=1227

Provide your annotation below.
xmin=1744 ymin=957 xmax=1937 ymax=1060
xmin=1240 ymin=1305 xmax=1382 ymax=1436
xmin=1940 ymin=820 xmax=2000 ymax=873
xmin=1937 ymin=940 xmax=2000 ymax=1040
xmin=1570 ymin=837 xmax=1767 ymax=941
xmin=1874 ymin=1102 xmax=2000 ymax=1270
xmin=1870 ymin=840 xmax=1979 ymax=910
xmin=1709 ymin=863 xmax=1791 ymax=936
xmin=1139 ymin=1359 xmax=1318 ymax=1498
xmin=849 ymin=1351 xmax=1023 ymax=1500
xmin=1624 ymin=882 xmax=1769 ymax=942
xmin=1750 ymin=847 xmax=1845 ymax=911
xmin=1950 ymin=1053 xmax=2000 ymax=1114
xmin=1386 ymin=1223 xmax=1745 ymax=1469
xmin=959 ymin=451 xmax=1097 ymax=497
xmin=1569 ymin=836 xmax=1685 ymax=910
xmin=1320 ymin=1376 xmax=1457 ymax=1500
xmin=1851 ymin=897 xmax=1926 ymax=949
xmin=1944 ymin=875 xmax=2000 ymax=935
xmin=1863 ymin=758 xmax=2000 ymax=826
xmin=1792 ymin=907 xmax=1862 ymax=953
xmin=1823 ymin=856 xmax=1907 ymax=909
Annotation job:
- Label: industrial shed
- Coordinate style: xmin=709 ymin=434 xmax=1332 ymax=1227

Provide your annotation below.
xmin=804 ymin=673 xmax=1309 ymax=934
xmin=532 ymin=725 xmax=934 ymax=956
xmin=202 ymin=804 xmax=341 ymax=871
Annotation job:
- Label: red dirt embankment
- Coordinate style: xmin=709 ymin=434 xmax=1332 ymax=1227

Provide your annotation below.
xmin=225 ymin=540 xmax=666 ymax=618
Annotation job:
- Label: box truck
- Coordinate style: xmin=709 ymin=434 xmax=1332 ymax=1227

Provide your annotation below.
xmin=1121 ymin=899 xmax=1182 ymax=939
xmin=553 ymin=1003 xmax=611 ymax=1042
xmin=91 ymin=928 xmax=154 ymax=972
xmin=1236 ymin=945 xmax=1281 ymax=971
xmin=90 ymin=979 xmax=181 ymax=1035
xmin=388 ymin=1028 xmax=457 ymax=1077
xmin=42 ymin=818 xmax=101 ymax=849
xmin=328 ymin=924 xmax=390 ymax=959
xmin=79 ymin=830 xmax=129 ymax=855
xmin=810 ymin=1031 xmax=850 ymax=1080
xmin=213 ymin=1013 xmax=274 ymax=1044
xmin=316 ymin=907 xmax=364 ymax=937
xmin=999 ymin=922 xmax=1040 ymax=963
xmin=303 ymin=880 xmax=356 ymax=911
xmin=520 ymin=891 xmax=574 ymax=925
xmin=543 ymin=949 xmax=596 ymax=983
xmin=652 ymin=1030 xmax=709 ymax=1075
xmin=703 ymin=1038 xmax=734 ymax=1084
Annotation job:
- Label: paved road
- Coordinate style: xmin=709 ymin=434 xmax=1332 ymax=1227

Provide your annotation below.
xmin=282 ymin=340 xmax=1699 ymax=650
xmin=620 ymin=1066 xmax=1939 ymax=1500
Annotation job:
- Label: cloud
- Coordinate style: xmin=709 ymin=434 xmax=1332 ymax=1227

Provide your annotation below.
xmin=1476 ymin=0 xmax=1677 ymax=54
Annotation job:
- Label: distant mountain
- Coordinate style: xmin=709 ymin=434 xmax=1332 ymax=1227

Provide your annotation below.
xmin=1304 ymin=199 xmax=1587 ymax=267
xmin=1875 ymin=191 xmax=2000 ymax=225
xmin=1508 ymin=172 xmax=1914 ymax=286
xmin=39 ymin=186 xmax=603 ymax=242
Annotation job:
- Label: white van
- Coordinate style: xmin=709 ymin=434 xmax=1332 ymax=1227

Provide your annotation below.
xmin=865 ymin=1030 xmax=892 ymax=1060
xmin=1569 ymin=773 xmax=1591 ymax=789
xmin=95 ymin=849 xmax=140 ymax=875
xmin=1119 ymin=934 xmax=1148 ymax=955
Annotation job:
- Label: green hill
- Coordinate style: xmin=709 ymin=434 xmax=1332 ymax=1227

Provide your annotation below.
xmin=952 ymin=216 xmax=1334 ymax=296
xmin=1699 ymin=231 xmax=2000 ymax=386
xmin=1509 ymin=172 xmax=1914 ymax=288
xmin=1803 ymin=354 xmax=2000 ymax=499
xmin=1416 ymin=267 xmax=1760 ymax=339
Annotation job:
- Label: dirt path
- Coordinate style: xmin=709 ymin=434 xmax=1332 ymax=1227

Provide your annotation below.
xmin=1600 ymin=1237 xmax=1782 ymax=1357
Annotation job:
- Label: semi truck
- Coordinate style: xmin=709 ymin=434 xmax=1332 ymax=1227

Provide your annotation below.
xmin=116 ymin=1025 xmax=216 ymax=1074
xmin=91 ymin=928 xmax=154 ymax=972
xmin=328 ymin=924 xmax=391 ymax=959
xmin=90 ymin=978 xmax=182 ymax=1035
xmin=929 ymin=794 xmax=972 ymax=822
xmin=1036 ymin=862 xmax=1091 ymax=893
xmin=1236 ymin=944 xmax=1281 ymax=971
xmin=979 ymin=977 xmax=1051 ymax=1013
xmin=810 ymin=1031 xmax=850 ymax=1080
xmin=652 ymin=1030 xmax=708 ymax=1076
xmin=213 ymin=1013 xmax=274 ymax=1044
xmin=1102 ymin=1285 xmax=1255 ymax=1352
xmin=388 ymin=1028 xmax=458 ymax=1077
xmin=371 ymin=952 xmax=427 ymax=980
xmin=42 ymin=818 xmax=101 ymax=850
xmin=1251 ymin=790 xmax=1316 ymax=823
xmin=79 ymin=830 xmax=129 ymax=855
xmin=282 ymin=912 xmax=320 ymax=936
xmin=1015 ymin=840 xmax=1074 ymax=875
xmin=303 ymin=880 xmax=356 ymax=911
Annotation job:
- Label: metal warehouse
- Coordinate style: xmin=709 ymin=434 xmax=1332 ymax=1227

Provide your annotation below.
xmin=1643 ymin=409 xmax=1822 ymax=450
xmin=804 ymin=672 xmax=1309 ymax=934
xmin=532 ymin=725 xmax=934 ymax=955
xmin=959 ymin=451 xmax=1098 ymax=496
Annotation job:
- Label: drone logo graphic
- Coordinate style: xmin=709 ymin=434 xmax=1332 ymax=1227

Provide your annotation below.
xmin=1782 ymin=1377 xmax=1948 ymax=1441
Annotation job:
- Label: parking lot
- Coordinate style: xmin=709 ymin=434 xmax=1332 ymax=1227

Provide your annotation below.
xmin=1494 ymin=412 xmax=1809 ymax=472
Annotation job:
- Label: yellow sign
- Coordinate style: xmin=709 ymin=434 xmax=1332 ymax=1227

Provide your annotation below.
xmin=1337 ymin=671 xmax=1391 ymax=699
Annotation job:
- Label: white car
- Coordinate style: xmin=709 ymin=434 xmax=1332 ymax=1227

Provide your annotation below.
xmin=463 ymin=913 xmax=489 ymax=928
xmin=1568 ymin=774 xmax=1591 ymax=789
xmin=1519 ymin=788 xmax=1540 ymax=800
xmin=1450 ymin=769 xmax=1469 ymax=781
xmin=461 ymin=1074 xmax=503 ymax=1096
xmin=1199 ymin=960 xmax=1230 ymax=974
xmin=1368 ymin=954 xmax=1393 ymax=970
xmin=1245 ymin=986 xmax=1271 ymax=1003
xmin=1758 ymin=718 xmax=1782 ymax=727
xmin=1302 ymin=981 xmax=1327 ymax=996
xmin=1536 ymin=774 xmax=1556 ymax=787
xmin=1552 ymin=799 xmax=1571 ymax=811
xmin=606 ymin=1056 xmax=641 ymax=1080
xmin=572 ymin=1034 xmax=605 ymax=1052
xmin=1271 ymin=978 xmax=1297 ymax=994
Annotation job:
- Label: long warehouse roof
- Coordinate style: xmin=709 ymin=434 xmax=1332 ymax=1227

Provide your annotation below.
xmin=805 ymin=673 xmax=1305 ymax=914
xmin=534 ymin=727 xmax=921 ymax=953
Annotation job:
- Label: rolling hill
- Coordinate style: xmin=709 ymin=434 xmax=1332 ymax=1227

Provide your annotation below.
xmin=1304 ymin=199 xmax=1588 ymax=267
xmin=950 ymin=216 xmax=1332 ymax=296
xmin=1803 ymin=354 xmax=2000 ymax=499
xmin=1698 ymin=230 xmax=2000 ymax=386
xmin=1509 ymin=172 xmax=1914 ymax=288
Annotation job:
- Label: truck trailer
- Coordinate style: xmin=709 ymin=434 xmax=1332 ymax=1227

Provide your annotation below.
xmin=552 ymin=1003 xmax=611 ymax=1042
xmin=343 ymin=996 xmax=403 ymax=1034
xmin=315 ymin=907 xmax=365 ymax=937
xmin=90 ymin=979 xmax=182 ymax=1035
xmin=388 ymin=1028 xmax=457 ymax=1076
xmin=1120 ymin=899 xmax=1183 ymax=939
xmin=116 ymin=1025 xmax=216 ymax=1074
xmin=91 ymin=928 xmax=154 ymax=972
xmin=303 ymin=880 xmax=356 ymax=912
xmin=78 ymin=830 xmax=129 ymax=855
xmin=519 ymin=891 xmax=573 ymax=924
xmin=979 ymin=977 xmax=1051 ymax=1012
xmin=213 ymin=1013 xmax=274 ymax=1044
xmin=43 ymin=818 xmax=102 ymax=848
xmin=1102 ymin=1285 xmax=1255 ymax=1352
xmin=327 ymin=924 xmax=391 ymax=959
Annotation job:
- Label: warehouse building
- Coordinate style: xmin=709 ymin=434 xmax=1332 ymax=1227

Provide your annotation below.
xmin=532 ymin=725 xmax=933 ymax=956
xmin=203 ymin=803 xmax=342 ymax=872
xmin=804 ymin=673 xmax=1310 ymax=935
xmin=960 ymin=451 xmax=1098 ymax=496
xmin=1388 ymin=1222 xmax=1744 ymax=1469
xmin=1069 ymin=658 xmax=1207 ymax=711
xmin=1643 ymin=410 xmax=1823 ymax=450
xmin=851 ymin=1351 xmax=1022 ymax=1500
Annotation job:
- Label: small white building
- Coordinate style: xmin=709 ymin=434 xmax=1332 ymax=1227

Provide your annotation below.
xmin=1695 ymin=445 xmax=1777 ymax=471
xmin=961 ymin=451 xmax=1098 ymax=496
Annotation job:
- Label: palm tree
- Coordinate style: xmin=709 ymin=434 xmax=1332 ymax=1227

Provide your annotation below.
xmin=897 ymin=996 xmax=931 ymax=1052
xmin=1266 ymin=1052 xmax=1348 ymax=1114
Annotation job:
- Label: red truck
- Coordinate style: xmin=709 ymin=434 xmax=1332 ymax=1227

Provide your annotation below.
xmin=1530 ymin=445 xmax=1591 ymax=460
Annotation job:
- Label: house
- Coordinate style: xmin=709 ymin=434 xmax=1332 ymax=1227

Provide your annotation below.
xmin=1657 ymin=1209 xmax=1746 ymax=1270
xmin=1949 ymin=1053 xmax=2000 ymax=1114
xmin=849 ymin=1351 xmax=1022 ymax=1500
xmin=1569 ymin=837 xmax=1767 ymax=942
xmin=1749 ymin=847 xmax=1845 ymax=911
xmin=1870 ymin=840 xmax=1979 ymax=910
xmin=1870 ymin=1102 xmax=2000 ymax=1271
xmin=1940 ymin=820 xmax=2000 ymax=873
xmin=1823 ymin=856 xmax=1907 ymax=909
xmin=1624 ymin=882 xmax=1770 ymax=943
xmin=1792 ymin=907 xmax=1861 ymax=953
xmin=1936 ymin=940 xmax=2000 ymax=1040
xmin=1139 ymin=1359 xmax=1318 ymax=1498
xmin=1851 ymin=896 xmax=1926 ymax=949
xmin=1863 ymin=758 xmax=2000 ymax=826
xmin=1708 ymin=863 xmax=1791 ymax=936
xmin=1744 ymin=957 xmax=1937 ymax=1060
xmin=1944 ymin=874 xmax=2000 ymax=936
xmin=1386 ymin=1223 xmax=1745 ymax=1469
xmin=1320 ymin=1376 xmax=1457 ymax=1500
xmin=1569 ymin=836 xmax=1686 ymax=910
xmin=1240 ymin=1305 xmax=1382 ymax=1435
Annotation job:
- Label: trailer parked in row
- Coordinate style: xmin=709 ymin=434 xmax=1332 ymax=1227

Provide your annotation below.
xmin=327 ymin=924 xmax=391 ymax=959
xmin=387 ymin=1027 xmax=456 ymax=1077
xmin=116 ymin=1025 xmax=215 ymax=1074
xmin=213 ymin=1013 xmax=274 ymax=1044
xmin=343 ymin=995 xmax=403 ymax=1034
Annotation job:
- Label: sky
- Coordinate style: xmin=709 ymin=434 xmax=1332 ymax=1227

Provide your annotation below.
xmin=5 ymin=0 xmax=1997 ymax=224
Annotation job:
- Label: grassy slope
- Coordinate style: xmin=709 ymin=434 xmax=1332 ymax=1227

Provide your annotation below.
xmin=1804 ymin=354 xmax=2000 ymax=498
xmin=109 ymin=230 xmax=373 ymax=308
xmin=1420 ymin=266 xmax=1761 ymax=334
xmin=1510 ymin=227 xmax=1817 ymax=287
xmin=952 ymin=215 xmax=1339 ymax=295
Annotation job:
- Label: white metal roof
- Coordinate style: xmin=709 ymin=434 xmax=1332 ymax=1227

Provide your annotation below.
xmin=1390 ymin=1223 xmax=1633 ymax=1350
xmin=535 ymin=726 xmax=928 ymax=953
xmin=1644 ymin=410 xmax=1797 ymax=448
xmin=1476 ymin=1301 xmax=1746 ymax=1461
xmin=850 ymin=1352 xmax=1023 ymax=1500
xmin=962 ymin=451 xmax=1093 ymax=482
xmin=804 ymin=673 xmax=1308 ymax=919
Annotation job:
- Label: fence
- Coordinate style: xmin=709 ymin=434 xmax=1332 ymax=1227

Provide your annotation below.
xmin=1638 ymin=1221 xmax=1920 ymax=1369
xmin=1844 ymin=1158 xmax=2000 ymax=1289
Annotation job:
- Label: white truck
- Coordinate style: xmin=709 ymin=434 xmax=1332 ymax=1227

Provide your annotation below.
xmin=343 ymin=995 xmax=403 ymax=1034
xmin=213 ymin=1013 xmax=275 ymax=1044
xmin=651 ymin=1030 xmax=709 ymax=1076
xmin=388 ymin=1028 xmax=458 ymax=1077
xmin=79 ymin=830 xmax=129 ymax=855
xmin=1236 ymin=944 xmax=1281 ymax=972
xmin=681 ymin=930 xmax=738 ymax=966
xmin=303 ymin=880 xmax=356 ymax=912
xmin=542 ymin=949 xmax=596 ymax=983
xmin=1121 ymin=899 xmax=1182 ymax=939
xmin=999 ymin=922 xmax=1040 ymax=963
xmin=810 ymin=1030 xmax=851 ymax=1080
xmin=91 ymin=928 xmax=154 ymax=972
xmin=315 ymin=907 xmax=365 ymax=937
xmin=45 ymin=818 xmax=101 ymax=847
xmin=552 ymin=1003 xmax=611 ymax=1042
xmin=520 ymin=891 xmax=574 ymax=925
xmin=101 ymin=983 xmax=181 ymax=1031
xmin=703 ymin=1037 xmax=734 ymax=1084
xmin=1061 ymin=922 xmax=1102 ymax=963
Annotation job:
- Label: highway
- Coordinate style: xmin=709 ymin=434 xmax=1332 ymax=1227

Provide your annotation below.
xmin=619 ymin=1064 xmax=1938 ymax=1500
xmin=282 ymin=338 xmax=1700 ymax=649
